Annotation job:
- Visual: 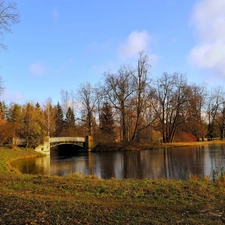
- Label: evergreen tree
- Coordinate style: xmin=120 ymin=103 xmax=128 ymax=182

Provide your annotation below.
xmin=35 ymin=102 xmax=40 ymax=109
xmin=99 ymin=102 xmax=115 ymax=143
xmin=64 ymin=106 xmax=76 ymax=136
xmin=65 ymin=107 xmax=75 ymax=125
xmin=7 ymin=103 xmax=23 ymax=138
xmin=54 ymin=102 xmax=64 ymax=136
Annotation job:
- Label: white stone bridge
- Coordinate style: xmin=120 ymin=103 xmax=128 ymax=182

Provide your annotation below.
xmin=34 ymin=136 xmax=93 ymax=155
xmin=49 ymin=137 xmax=86 ymax=148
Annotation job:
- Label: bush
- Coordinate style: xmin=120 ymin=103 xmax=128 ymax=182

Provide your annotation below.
xmin=174 ymin=131 xmax=197 ymax=142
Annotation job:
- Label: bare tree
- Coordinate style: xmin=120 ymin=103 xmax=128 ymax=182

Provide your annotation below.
xmin=209 ymin=86 xmax=225 ymax=139
xmin=0 ymin=0 xmax=19 ymax=50
xmin=152 ymin=73 xmax=191 ymax=143
xmin=104 ymin=66 xmax=135 ymax=143
xmin=186 ymin=84 xmax=208 ymax=140
xmin=130 ymin=52 xmax=151 ymax=142
xmin=77 ymin=82 xmax=97 ymax=136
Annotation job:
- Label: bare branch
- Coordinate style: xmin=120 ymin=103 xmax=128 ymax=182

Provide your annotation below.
xmin=0 ymin=0 xmax=19 ymax=50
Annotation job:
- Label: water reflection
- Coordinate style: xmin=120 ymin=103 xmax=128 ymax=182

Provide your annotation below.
xmin=11 ymin=144 xmax=225 ymax=180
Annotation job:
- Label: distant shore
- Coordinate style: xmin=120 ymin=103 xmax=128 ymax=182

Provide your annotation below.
xmin=92 ymin=139 xmax=225 ymax=151
xmin=162 ymin=139 xmax=225 ymax=148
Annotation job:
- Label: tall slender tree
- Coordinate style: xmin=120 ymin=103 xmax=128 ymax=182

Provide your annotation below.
xmin=130 ymin=52 xmax=151 ymax=142
xmin=54 ymin=102 xmax=64 ymax=137
xmin=43 ymin=98 xmax=56 ymax=136
xmin=77 ymin=82 xmax=97 ymax=136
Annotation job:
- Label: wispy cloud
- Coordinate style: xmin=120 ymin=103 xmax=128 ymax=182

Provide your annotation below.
xmin=52 ymin=8 xmax=59 ymax=20
xmin=29 ymin=62 xmax=46 ymax=76
xmin=58 ymin=58 xmax=74 ymax=72
xmin=118 ymin=30 xmax=150 ymax=59
xmin=85 ymin=39 xmax=112 ymax=55
xmin=2 ymin=91 xmax=23 ymax=103
xmin=188 ymin=0 xmax=225 ymax=77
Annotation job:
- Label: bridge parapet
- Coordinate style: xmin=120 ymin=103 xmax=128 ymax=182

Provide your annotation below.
xmin=50 ymin=137 xmax=86 ymax=148
xmin=50 ymin=137 xmax=85 ymax=143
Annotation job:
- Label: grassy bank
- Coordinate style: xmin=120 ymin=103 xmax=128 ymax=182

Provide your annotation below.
xmin=1 ymin=147 xmax=225 ymax=224
xmin=93 ymin=140 xmax=225 ymax=151
xmin=162 ymin=140 xmax=225 ymax=148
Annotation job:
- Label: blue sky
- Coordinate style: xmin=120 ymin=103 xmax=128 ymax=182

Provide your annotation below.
xmin=0 ymin=0 xmax=225 ymax=105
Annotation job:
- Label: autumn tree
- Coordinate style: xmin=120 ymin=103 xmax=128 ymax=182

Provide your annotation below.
xmin=0 ymin=101 xmax=11 ymax=144
xmin=22 ymin=103 xmax=46 ymax=148
xmin=43 ymin=98 xmax=56 ymax=136
xmin=0 ymin=101 xmax=7 ymax=120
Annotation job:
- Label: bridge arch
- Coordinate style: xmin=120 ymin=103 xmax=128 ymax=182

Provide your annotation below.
xmin=50 ymin=137 xmax=86 ymax=148
xmin=35 ymin=136 xmax=93 ymax=155
xmin=50 ymin=142 xmax=85 ymax=148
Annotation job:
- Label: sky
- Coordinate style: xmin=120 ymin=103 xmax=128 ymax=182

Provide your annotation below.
xmin=0 ymin=0 xmax=225 ymax=105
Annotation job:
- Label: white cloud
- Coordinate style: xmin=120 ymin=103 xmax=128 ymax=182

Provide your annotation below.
xmin=188 ymin=0 xmax=225 ymax=77
xmin=29 ymin=62 xmax=45 ymax=76
xmin=118 ymin=30 xmax=150 ymax=59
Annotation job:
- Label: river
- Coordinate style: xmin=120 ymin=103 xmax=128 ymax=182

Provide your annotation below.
xmin=11 ymin=144 xmax=225 ymax=180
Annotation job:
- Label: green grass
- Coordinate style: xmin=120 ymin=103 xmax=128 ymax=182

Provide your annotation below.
xmin=1 ymin=147 xmax=225 ymax=224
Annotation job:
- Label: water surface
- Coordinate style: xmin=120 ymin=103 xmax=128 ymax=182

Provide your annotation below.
xmin=11 ymin=144 xmax=225 ymax=180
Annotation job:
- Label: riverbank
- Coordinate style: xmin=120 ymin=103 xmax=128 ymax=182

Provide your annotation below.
xmin=1 ymin=146 xmax=225 ymax=224
xmin=93 ymin=139 xmax=225 ymax=151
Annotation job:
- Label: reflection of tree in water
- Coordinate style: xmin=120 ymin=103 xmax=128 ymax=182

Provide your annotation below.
xmin=162 ymin=147 xmax=205 ymax=180
xmin=12 ymin=145 xmax=225 ymax=179
xmin=207 ymin=145 xmax=225 ymax=177
xmin=123 ymin=151 xmax=142 ymax=179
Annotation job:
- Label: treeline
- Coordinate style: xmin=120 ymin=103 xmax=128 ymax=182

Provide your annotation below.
xmin=1 ymin=52 xmax=225 ymax=147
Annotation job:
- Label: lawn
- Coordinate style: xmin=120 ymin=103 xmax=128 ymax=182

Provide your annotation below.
xmin=1 ymin=146 xmax=225 ymax=224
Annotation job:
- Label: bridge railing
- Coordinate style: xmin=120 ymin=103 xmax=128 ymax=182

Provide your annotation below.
xmin=49 ymin=137 xmax=85 ymax=143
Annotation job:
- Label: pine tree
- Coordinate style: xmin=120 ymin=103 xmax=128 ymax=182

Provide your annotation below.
xmin=64 ymin=106 xmax=76 ymax=136
xmin=54 ymin=102 xmax=64 ymax=136
xmin=99 ymin=102 xmax=115 ymax=143
xmin=7 ymin=103 xmax=23 ymax=138
xmin=65 ymin=107 xmax=75 ymax=128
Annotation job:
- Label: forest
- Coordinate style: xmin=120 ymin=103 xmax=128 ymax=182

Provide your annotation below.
xmin=0 ymin=53 xmax=225 ymax=148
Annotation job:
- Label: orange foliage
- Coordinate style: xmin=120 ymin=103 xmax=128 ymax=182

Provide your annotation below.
xmin=174 ymin=131 xmax=197 ymax=142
